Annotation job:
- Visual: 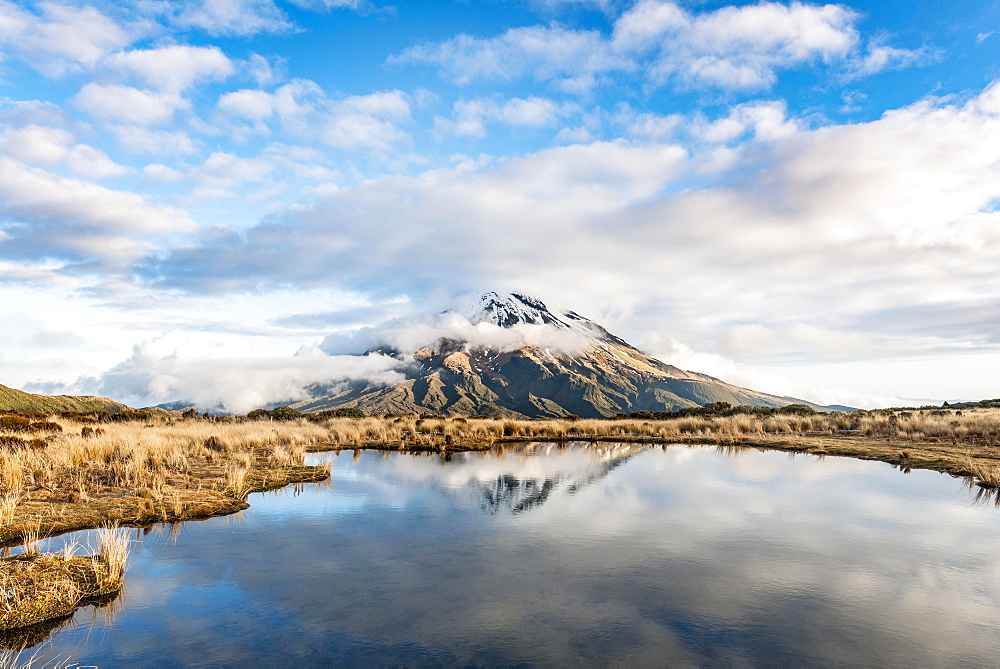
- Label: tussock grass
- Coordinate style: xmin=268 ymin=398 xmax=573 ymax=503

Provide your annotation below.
xmin=311 ymin=409 xmax=1000 ymax=447
xmin=964 ymin=452 xmax=1000 ymax=488
xmin=0 ymin=406 xmax=997 ymax=634
xmin=0 ymin=414 xmax=334 ymax=545
xmin=0 ymin=527 xmax=130 ymax=631
xmin=309 ymin=409 xmax=1000 ymax=488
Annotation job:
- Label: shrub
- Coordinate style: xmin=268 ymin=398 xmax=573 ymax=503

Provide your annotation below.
xmin=0 ymin=435 xmax=27 ymax=449
xmin=109 ymin=409 xmax=152 ymax=423
xmin=204 ymin=436 xmax=227 ymax=452
xmin=0 ymin=416 xmax=31 ymax=433
xmin=309 ymin=408 xmax=366 ymax=420
xmin=269 ymin=406 xmax=303 ymax=421
xmin=29 ymin=421 xmax=63 ymax=434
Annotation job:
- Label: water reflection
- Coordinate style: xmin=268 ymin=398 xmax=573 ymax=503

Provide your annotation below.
xmin=15 ymin=444 xmax=1000 ymax=666
xmin=969 ymin=481 xmax=1000 ymax=507
xmin=435 ymin=442 xmax=650 ymax=514
xmin=0 ymin=589 xmax=123 ymax=653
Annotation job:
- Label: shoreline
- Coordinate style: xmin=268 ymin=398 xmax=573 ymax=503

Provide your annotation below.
xmin=313 ymin=432 xmax=998 ymax=486
xmin=6 ymin=429 xmax=995 ymax=549
xmin=2 ymin=411 xmax=999 ymax=635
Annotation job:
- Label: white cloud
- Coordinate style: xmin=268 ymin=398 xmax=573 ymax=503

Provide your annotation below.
xmin=0 ymin=124 xmax=73 ymax=165
xmin=0 ymin=158 xmax=196 ymax=261
xmin=0 ymin=1 xmax=137 ymax=76
xmin=217 ymin=79 xmax=324 ymax=136
xmin=396 ymin=1 xmax=926 ymax=93
xmin=719 ymin=322 xmax=867 ymax=359
xmin=218 ymin=85 xmax=412 ymax=150
xmin=843 ymin=39 xmax=939 ymax=81
xmin=145 ymin=80 xmax=1000 ymax=393
xmin=74 ymin=84 xmax=189 ymax=125
xmin=244 ymin=53 xmax=284 ymax=87
xmin=322 ymin=311 xmax=592 ymax=357
xmin=143 ymin=163 xmax=185 ymax=183
xmin=0 ymin=123 xmax=129 ymax=178
xmin=110 ymin=45 xmax=234 ymax=92
xmin=75 ymin=332 xmax=408 ymax=414
xmin=323 ymin=91 xmax=412 ymax=150
xmin=393 ymin=24 xmax=628 ymax=93
xmin=112 ymin=125 xmax=201 ymax=155
xmin=171 ymin=0 xmax=292 ymax=36
xmin=638 ymin=333 xmax=921 ymax=409
xmin=618 ymin=0 xmax=862 ymax=90
xmin=615 ymin=106 xmax=683 ymax=141
xmin=284 ymin=0 xmax=368 ymax=10
xmin=692 ymin=100 xmax=800 ymax=143
xmin=190 ymin=151 xmax=275 ymax=199
xmin=440 ymin=96 xmax=576 ymax=138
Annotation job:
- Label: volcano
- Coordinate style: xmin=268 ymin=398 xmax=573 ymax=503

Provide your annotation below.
xmin=292 ymin=292 xmax=823 ymax=418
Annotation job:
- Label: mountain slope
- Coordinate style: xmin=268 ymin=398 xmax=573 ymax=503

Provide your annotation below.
xmin=0 ymin=383 xmax=129 ymax=414
xmin=293 ymin=292 xmax=822 ymax=418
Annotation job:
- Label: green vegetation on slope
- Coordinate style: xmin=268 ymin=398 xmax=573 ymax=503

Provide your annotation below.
xmin=0 ymin=384 xmax=127 ymax=415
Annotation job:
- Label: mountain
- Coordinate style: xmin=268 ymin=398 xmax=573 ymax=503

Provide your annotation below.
xmin=292 ymin=292 xmax=826 ymax=418
xmin=0 ymin=383 xmax=129 ymax=414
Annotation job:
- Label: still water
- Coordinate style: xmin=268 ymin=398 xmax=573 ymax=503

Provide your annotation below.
xmin=10 ymin=443 xmax=1000 ymax=666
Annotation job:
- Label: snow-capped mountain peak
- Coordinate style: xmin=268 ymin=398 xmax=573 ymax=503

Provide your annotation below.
xmin=458 ymin=291 xmax=565 ymax=328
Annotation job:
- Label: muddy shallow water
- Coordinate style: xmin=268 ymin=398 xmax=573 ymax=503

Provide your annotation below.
xmin=13 ymin=443 xmax=1000 ymax=666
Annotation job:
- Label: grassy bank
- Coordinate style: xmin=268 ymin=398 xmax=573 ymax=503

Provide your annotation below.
xmin=0 ymin=528 xmax=128 ymax=633
xmin=2 ymin=409 xmax=998 ymax=547
xmin=0 ymin=415 xmax=334 ymax=546
xmin=1 ymin=407 xmax=998 ymax=635
xmin=310 ymin=409 xmax=1000 ymax=487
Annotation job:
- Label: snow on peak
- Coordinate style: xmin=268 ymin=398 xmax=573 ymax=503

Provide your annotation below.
xmin=448 ymin=291 xmax=632 ymax=352
xmin=458 ymin=291 xmax=564 ymax=328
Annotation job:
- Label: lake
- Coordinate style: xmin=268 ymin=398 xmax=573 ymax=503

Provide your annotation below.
xmin=8 ymin=443 xmax=1000 ymax=666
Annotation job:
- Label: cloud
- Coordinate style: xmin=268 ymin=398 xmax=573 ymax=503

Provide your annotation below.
xmin=188 ymin=151 xmax=276 ymax=199
xmin=142 ymin=163 xmax=185 ymax=183
xmin=0 ymin=158 xmax=197 ymax=262
xmin=0 ymin=1 xmax=137 ymax=76
xmin=320 ymin=310 xmax=593 ymax=357
xmin=171 ymin=0 xmax=292 ymax=36
xmin=285 ymin=0 xmax=370 ymax=10
xmin=322 ymin=91 xmax=412 ymax=150
xmin=217 ymin=81 xmax=319 ymax=124
xmin=110 ymin=45 xmax=234 ymax=92
xmin=719 ymin=322 xmax=867 ymax=359
xmin=217 ymin=83 xmax=411 ymax=150
xmin=139 ymin=80 xmax=1000 ymax=383
xmin=392 ymin=24 xmax=626 ymax=93
xmin=73 ymin=84 xmax=189 ymax=125
xmin=438 ymin=96 xmax=578 ymax=138
xmin=69 ymin=332 xmax=408 ymax=414
xmin=0 ymin=124 xmax=130 ymax=178
xmin=112 ymin=125 xmax=201 ymax=155
xmin=638 ymin=333 xmax=925 ymax=409
xmin=394 ymin=1 xmax=928 ymax=93
xmin=143 ymin=139 xmax=688 ymax=295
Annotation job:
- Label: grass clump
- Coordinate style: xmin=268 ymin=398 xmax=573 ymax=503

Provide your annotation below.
xmin=0 ymin=527 xmax=130 ymax=631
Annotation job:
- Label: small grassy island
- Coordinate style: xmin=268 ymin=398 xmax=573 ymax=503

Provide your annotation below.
xmin=1 ymin=402 xmax=999 ymax=635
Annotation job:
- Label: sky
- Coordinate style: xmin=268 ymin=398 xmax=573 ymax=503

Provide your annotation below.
xmin=0 ymin=0 xmax=998 ymax=413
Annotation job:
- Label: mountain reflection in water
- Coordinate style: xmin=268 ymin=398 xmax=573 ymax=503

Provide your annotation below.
xmin=470 ymin=443 xmax=649 ymax=514
xmin=17 ymin=443 xmax=1000 ymax=666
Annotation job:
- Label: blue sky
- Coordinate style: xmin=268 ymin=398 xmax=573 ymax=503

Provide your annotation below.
xmin=1 ymin=0 xmax=998 ymax=411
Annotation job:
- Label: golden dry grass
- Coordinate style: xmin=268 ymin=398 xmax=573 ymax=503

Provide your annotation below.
xmin=1 ymin=407 xmax=998 ymax=547
xmin=0 ymin=416 xmax=333 ymax=545
xmin=309 ymin=408 xmax=1000 ymax=488
xmin=0 ymin=527 xmax=130 ymax=631
xmin=0 ymin=406 xmax=997 ymax=635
